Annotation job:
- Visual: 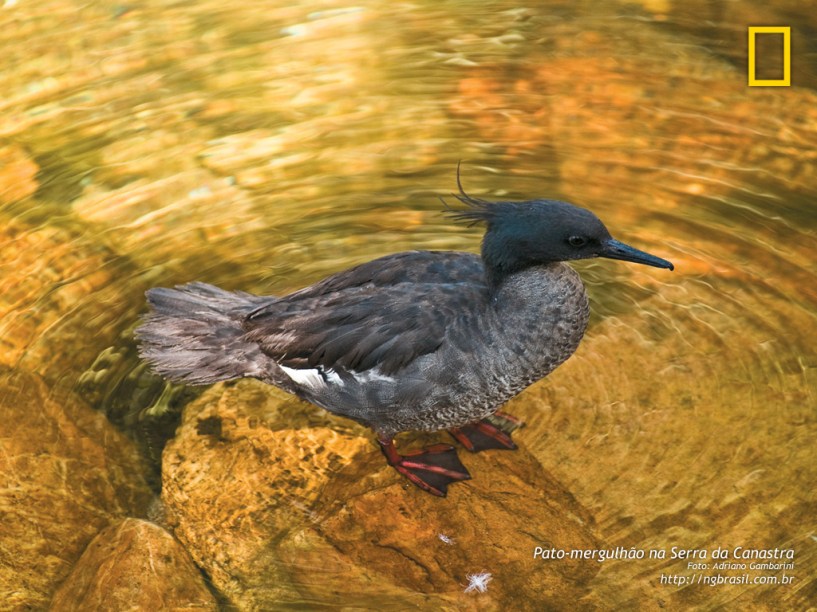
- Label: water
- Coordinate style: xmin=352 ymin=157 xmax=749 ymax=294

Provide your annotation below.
xmin=2 ymin=0 xmax=815 ymax=609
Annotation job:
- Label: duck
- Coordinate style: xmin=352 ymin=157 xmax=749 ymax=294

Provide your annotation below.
xmin=136 ymin=175 xmax=673 ymax=496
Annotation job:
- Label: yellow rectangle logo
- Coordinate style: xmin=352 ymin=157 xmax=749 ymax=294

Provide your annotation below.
xmin=748 ymin=26 xmax=791 ymax=86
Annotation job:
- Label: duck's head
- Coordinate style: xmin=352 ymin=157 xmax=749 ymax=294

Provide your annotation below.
xmin=446 ymin=180 xmax=673 ymax=285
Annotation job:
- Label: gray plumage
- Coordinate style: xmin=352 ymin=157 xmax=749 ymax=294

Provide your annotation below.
xmin=138 ymin=252 xmax=588 ymax=437
xmin=136 ymin=191 xmax=673 ymax=495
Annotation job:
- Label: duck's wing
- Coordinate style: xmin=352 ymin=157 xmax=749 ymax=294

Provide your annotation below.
xmin=242 ymin=251 xmax=487 ymax=376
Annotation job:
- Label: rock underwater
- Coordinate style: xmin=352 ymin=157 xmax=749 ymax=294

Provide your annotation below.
xmin=161 ymin=379 xmax=601 ymax=609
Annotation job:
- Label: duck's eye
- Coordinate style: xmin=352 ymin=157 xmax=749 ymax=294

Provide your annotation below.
xmin=568 ymin=235 xmax=587 ymax=247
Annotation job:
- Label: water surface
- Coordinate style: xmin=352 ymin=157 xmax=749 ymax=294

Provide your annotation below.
xmin=1 ymin=0 xmax=815 ymax=608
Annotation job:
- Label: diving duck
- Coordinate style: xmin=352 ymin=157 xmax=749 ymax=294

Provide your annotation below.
xmin=137 ymin=177 xmax=673 ymax=496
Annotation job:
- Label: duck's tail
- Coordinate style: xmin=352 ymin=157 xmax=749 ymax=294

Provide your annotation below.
xmin=136 ymin=282 xmax=269 ymax=385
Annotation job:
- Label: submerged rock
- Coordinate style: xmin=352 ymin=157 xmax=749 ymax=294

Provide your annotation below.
xmin=0 ymin=214 xmax=141 ymax=385
xmin=448 ymin=13 xmax=817 ymax=212
xmin=71 ymin=168 xmax=268 ymax=274
xmin=0 ymin=144 xmax=39 ymax=204
xmin=50 ymin=518 xmax=216 ymax=611
xmin=162 ymin=380 xmax=600 ymax=609
xmin=0 ymin=369 xmax=154 ymax=609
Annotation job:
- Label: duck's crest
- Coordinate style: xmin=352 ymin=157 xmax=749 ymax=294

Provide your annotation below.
xmin=442 ymin=161 xmax=499 ymax=226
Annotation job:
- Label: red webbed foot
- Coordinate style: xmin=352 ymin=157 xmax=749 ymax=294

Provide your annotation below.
xmin=449 ymin=411 xmax=525 ymax=453
xmin=378 ymin=438 xmax=471 ymax=497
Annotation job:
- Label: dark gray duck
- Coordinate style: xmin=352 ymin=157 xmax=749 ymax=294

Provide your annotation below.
xmin=137 ymin=180 xmax=673 ymax=496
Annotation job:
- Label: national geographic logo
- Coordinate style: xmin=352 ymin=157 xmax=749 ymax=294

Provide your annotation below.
xmin=748 ymin=26 xmax=791 ymax=87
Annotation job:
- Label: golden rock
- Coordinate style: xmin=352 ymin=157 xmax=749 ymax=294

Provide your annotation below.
xmin=0 ymin=369 xmax=153 ymax=609
xmin=51 ymin=518 xmax=217 ymax=611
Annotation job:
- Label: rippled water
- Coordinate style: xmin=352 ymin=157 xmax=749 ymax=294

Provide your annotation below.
xmin=2 ymin=0 xmax=816 ymax=609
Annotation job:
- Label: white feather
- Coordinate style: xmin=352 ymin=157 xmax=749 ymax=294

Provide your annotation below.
xmin=351 ymin=368 xmax=396 ymax=384
xmin=279 ymin=365 xmax=342 ymax=389
xmin=464 ymin=572 xmax=492 ymax=593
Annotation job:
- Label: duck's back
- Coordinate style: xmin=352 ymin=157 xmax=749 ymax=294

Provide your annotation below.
xmin=242 ymin=251 xmax=488 ymax=374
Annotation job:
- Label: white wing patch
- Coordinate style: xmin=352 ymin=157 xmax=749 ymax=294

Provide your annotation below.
xmin=279 ymin=365 xmax=395 ymax=389
xmin=279 ymin=365 xmax=342 ymax=389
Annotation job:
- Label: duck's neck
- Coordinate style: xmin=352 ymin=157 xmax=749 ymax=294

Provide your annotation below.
xmin=481 ymin=233 xmax=550 ymax=291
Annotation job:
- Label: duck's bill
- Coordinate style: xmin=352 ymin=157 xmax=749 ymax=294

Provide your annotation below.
xmin=599 ymin=239 xmax=674 ymax=271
